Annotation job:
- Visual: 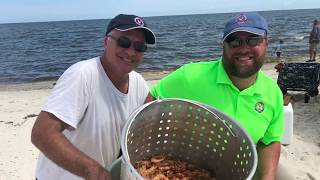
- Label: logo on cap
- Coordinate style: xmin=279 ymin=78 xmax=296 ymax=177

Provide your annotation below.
xmin=235 ymin=14 xmax=247 ymax=24
xmin=134 ymin=17 xmax=144 ymax=26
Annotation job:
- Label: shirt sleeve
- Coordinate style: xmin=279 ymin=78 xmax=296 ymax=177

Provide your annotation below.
xmin=42 ymin=63 xmax=90 ymax=128
xmin=260 ymin=88 xmax=284 ymax=145
xmin=150 ymin=65 xmax=187 ymax=99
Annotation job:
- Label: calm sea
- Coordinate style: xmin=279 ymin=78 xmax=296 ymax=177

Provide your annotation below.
xmin=0 ymin=9 xmax=319 ymax=84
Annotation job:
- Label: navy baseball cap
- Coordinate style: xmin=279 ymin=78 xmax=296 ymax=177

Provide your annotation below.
xmin=223 ymin=12 xmax=268 ymax=41
xmin=106 ymin=14 xmax=156 ymax=45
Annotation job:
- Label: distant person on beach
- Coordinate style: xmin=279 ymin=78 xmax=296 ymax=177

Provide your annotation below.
xmin=274 ymin=39 xmax=284 ymax=58
xmin=274 ymin=40 xmax=286 ymax=72
xmin=146 ymin=12 xmax=293 ymax=179
xmin=31 ymin=14 xmax=156 ymax=180
xmin=307 ymin=19 xmax=320 ymax=62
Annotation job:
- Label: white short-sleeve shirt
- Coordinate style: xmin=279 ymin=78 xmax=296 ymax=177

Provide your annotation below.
xmin=36 ymin=57 xmax=149 ymax=180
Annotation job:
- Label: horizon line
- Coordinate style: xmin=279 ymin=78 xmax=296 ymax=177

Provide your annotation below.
xmin=0 ymin=7 xmax=319 ymax=25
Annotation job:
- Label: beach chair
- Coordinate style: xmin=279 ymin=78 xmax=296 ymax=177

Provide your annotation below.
xmin=277 ymin=62 xmax=320 ymax=103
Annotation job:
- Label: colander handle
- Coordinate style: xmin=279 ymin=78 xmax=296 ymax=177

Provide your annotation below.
xmin=200 ymin=103 xmax=238 ymax=137
xmin=220 ymin=119 xmax=237 ymax=137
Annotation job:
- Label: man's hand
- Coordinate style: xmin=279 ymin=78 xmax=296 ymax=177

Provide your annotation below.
xmin=144 ymin=93 xmax=156 ymax=103
xmin=85 ymin=163 xmax=112 ymax=180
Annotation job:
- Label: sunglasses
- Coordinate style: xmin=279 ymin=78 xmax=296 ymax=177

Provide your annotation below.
xmin=107 ymin=35 xmax=147 ymax=52
xmin=225 ymin=36 xmax=265 ymax=48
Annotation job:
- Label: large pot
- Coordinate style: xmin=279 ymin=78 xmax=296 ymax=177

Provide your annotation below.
xmin=117 ymin=98 xmax=257 ymax=180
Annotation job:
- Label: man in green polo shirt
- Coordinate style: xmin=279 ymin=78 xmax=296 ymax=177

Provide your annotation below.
xmin=146 ymin=12 xmax=288 ymax=179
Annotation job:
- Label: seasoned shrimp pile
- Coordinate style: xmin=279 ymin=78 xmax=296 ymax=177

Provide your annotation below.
xmin=134 ymin=155 xmax=216 ymax=180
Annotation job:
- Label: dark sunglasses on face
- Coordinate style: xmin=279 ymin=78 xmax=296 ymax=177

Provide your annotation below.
xmin=225 ymin=36 xmax=265 ymax=48
xmin=107 ymin=35 xmax=147 ymax=52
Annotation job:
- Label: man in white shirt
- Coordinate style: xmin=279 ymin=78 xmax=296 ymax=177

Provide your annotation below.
xmin=31 ymin=14 xmax=156 ymax=180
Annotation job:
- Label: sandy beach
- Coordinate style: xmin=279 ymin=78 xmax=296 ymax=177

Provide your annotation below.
xmin=0 ymin=62 xmax=319 ymax=180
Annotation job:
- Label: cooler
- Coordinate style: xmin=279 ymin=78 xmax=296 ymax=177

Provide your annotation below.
xmin=281 ymin=103 xmax=293 ymax=145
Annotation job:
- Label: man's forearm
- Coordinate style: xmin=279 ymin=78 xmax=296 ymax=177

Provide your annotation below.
xmin=31 ymin=112 xmax=105 ymax=179
xmin=255 ymin=142 xmax=281 ymax=180
xmin=41 ymin=129 xmax=100 ymax=178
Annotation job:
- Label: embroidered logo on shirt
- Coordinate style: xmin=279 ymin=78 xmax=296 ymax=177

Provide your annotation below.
xmin=255 ymin=102 xmax=264 ymax=113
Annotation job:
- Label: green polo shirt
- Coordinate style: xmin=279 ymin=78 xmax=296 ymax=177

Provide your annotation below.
xmin=150 ymin=58 xmax=284 ymax=145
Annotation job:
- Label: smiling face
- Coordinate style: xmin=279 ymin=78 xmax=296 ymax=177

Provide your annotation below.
xmin=222 ymin=31 xmax=268 ymax=79
xmin=103 ymin=29 xmax=146 ymax=75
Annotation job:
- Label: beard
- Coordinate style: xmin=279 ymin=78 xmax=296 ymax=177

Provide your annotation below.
xmin=222 ymin=51 xmax=266 ymax=79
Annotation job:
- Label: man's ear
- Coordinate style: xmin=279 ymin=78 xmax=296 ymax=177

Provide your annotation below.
xmin=265 ymin=38 xmax=269 ymax=47
xmin=104 ymin=36 xmax=108 ymax=47
xmin=222 ymin=42 xmax=227 ymax=51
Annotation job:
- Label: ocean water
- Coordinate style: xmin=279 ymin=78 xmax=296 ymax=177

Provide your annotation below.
xmin=0 ymin=9 xmax=319 ymax=84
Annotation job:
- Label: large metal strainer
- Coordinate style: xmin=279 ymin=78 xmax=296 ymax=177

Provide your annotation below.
xmin=119 ymin=98 xmax=257 ymax=180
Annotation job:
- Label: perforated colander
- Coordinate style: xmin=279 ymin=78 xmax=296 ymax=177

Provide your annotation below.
xmin=120 ymin=98 xmax=257 ymax=180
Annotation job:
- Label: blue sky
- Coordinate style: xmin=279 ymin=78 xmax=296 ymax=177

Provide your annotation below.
xmin=1 ymin=0 xmax=319 ymax=23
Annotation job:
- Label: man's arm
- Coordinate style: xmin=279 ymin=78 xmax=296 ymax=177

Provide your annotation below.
xmin=255 ymin=142 xmax=281 ymax=180
xmin=31 ymin=111 xmax=111 ymax=180
xmin=316 ymin=26 xmax=320 ymax=41
xmin=310 ymin=28 xmax=314 ymax=43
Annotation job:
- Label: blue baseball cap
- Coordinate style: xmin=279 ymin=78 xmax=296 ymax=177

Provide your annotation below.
xmin=222 ymin=12 xmax=268 ymax=41
xmin=106 ymin=14 xmax=156 ymax=45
